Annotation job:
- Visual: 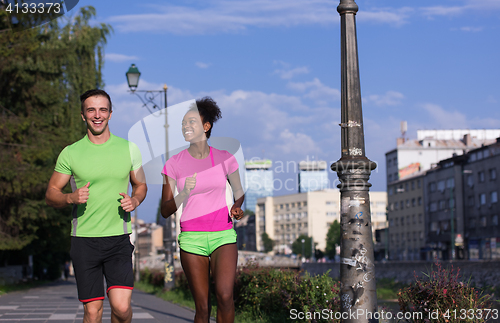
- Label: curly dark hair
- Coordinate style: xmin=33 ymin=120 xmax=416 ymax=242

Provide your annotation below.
xmin=80 ymin=89 xmax=112 ymax=113
xmin=190 ymin=96 xmax=222 ymax=139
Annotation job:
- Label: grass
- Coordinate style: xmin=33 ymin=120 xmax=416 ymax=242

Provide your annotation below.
xmin=0 ymin=280 xmax=49 ymax=297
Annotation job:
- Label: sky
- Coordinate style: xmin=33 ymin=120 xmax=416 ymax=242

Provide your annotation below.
xmin=59 ymin=0 xmax=500 ymax=223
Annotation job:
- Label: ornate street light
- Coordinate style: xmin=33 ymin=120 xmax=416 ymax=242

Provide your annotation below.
xmin=331 ymin=0 xmax=378 ymax=321
xmin=125 ymin=64 xmax=175 ymax=290
xmin=125 ymin=64 xmax=141 ymax=91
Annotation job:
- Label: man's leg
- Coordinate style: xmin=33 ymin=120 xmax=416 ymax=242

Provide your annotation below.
xmin=210 ymin=243 xmax=238 ymax=323
xmin=83 ymin=300 xmax=104 ymax=323
xmin=108 ymin=288 xmax=133 ymax=323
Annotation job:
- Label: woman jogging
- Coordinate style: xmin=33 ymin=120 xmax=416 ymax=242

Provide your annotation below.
xmin=161 ymin=97 xmax=244 ymax=323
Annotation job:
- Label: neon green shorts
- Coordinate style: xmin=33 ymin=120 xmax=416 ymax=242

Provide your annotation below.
xmin=178 ymin=229 xmax=237 ymax=257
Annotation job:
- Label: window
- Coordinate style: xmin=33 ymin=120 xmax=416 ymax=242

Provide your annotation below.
xmin=326 ymin=201 xmax=335 ymax=206
xmin=479 ymin=171 xmax=485 ymax=183
xmin=470 ymin=153 xmax=477 ymax=162
xmin=449 ymin=198 xmax=455 ymax=208
xmin=418 ymin=214 xmax=422 ymax=223
xmin=481 ymin=216 xmax=487 ymax=227
xmin=491 ymin=191 xmax=498 ymax=203
xmin=400 ymin=201 xmax=404 ymax=210
xmin=420 ymin=231 xmax=424 ymax=240
xmin=490 ymin=168 xmax=497 ymax=180
xmin=401 ymin=217 xmax=404 ymax=225
xmin=438 ymin=198 xmax=446 ymax=209
xmin=470 ymin=218 xmax=476 ymax=228
xmin=477 ymin=150 xmax=483 ymax=160
xmin=406 ymin=199 xmax=410 ymax=208
xmin=303 ymin=201 xmax=307 ymax=206
xmin=437 ymin=180 xmax=445 ymax=192
xmin=291 ymin=203 xmax=295 ymax=208
xmin=412 ymin=198 xmax=416 ymax=207
xmin=468 ymin=196 xmax=475 ymax=206
xmin=326 ymin=212 xmax=336 ymax=217
xmin=412 ymin=214 xmax=416 ymax=224
xmin=286 ymin=203 xmax=289 ymax=209
xmin=417 ymin=180 xmax=421 ymax=189
xmin=405 ymin=183 xmax=409 ymax=191
xmin=280 ymin=204 xmax=283 ymax=209
xmin=484 ymin=149 xmax=490 ymax=158
xmin=493 ymin=215 xmax=499 ymax=226
xmin=418 ymin=197 xmax=422 ymax=206
xmin=430 ymin=202 xmax=437 ymax=212
xmin=430 ymin=222 xmax=438 ymax=231
xmin=467 ymin=175 xmax=474 ymax=187
xmin=411 ymin=181 xmax=415 ymax=190
xmin=429 ymin=182 xmax=436 ymax=192
xmin=389 ymin=187 xmax=393 ymax=196
xmin=446 ymin=177 xmax=455 ymax=188
xmin=480 ymin=193 xmax=486 ymax=205
xmin=388 ymin=159 xmax=392 ymax=167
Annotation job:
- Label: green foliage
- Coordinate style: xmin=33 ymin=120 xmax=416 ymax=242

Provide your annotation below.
xmin=140 ymin=268 xmax=166 ymax=288
xmin=292 ymin=234 xmax=312 ymax=258
xmin=261 ymin=232 xmax=274 ymax=253
xmin=325 ymin=220 xmax=340 ymax=259
xmin=234 ymin=265 xmax=341 ymax=322
xmin=0 ymin=4 xmax=111 ymax=278
xmin=398 ymin=262 xmax=494 ymax=323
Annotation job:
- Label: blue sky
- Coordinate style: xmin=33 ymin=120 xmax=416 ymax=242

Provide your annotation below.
xmin=65 ymin=0 xmax=500 ymax=222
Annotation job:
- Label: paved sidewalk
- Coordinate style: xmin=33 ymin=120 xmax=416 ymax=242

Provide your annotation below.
xmin=0 ymin=277 xmax=196 ymax=322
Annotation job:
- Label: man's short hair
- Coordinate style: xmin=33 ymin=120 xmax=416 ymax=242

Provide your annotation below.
xmin=80 ymin=89 xmax=112 ymax=113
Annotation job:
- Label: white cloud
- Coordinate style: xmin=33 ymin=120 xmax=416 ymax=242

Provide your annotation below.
xmin=421 ymin=103 xmax=468 ymax=128
xmin=287 ymin=78 xmax=340 ymax=104
xmin=459 ymin=26 xmax=483 ymax=32
xmin=278 ymin=129 xmax=322 ymax=155
xmin=363 ymin=91 xmax=405 ymax=107
xmin=105 ymin=53 xmax=139 ymax=62
xmin=420 ymin=6 xmax=465 ymax=17
xmin=272 ymin=61 xmax=310 ymax=79
xmin=106 ymin=0 xmax=419 ymax=35
xmin=357 ymin=7 xmax=414 ymax=27
xmin=195 ymin=62 xmax=211 ymax=69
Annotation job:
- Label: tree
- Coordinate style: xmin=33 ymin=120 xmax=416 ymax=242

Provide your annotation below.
xmin=292 ymin=234 xmax=312 ymax=259
xmin=0 ymin=5 xmax=111 ymax=278
xmin=261 ymin=232 xmax=274 ymax=253
xmin=325 ymin=220 xmax=341 ymax=260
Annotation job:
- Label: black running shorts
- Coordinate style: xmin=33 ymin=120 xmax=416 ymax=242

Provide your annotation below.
xmin=70 ymin=234 xmax=135 ymax=303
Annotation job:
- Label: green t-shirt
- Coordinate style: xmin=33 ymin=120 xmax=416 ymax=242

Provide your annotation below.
xmin=54 ymin=133 xmax=142 ymax=237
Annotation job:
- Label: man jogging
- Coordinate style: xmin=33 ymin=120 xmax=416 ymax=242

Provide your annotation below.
xmin=46 ymin=89 xmax=147 ymax=323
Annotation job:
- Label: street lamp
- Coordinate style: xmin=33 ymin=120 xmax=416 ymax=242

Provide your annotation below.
xmin=330 ymin=1 xmax=378 ymax=321
xmin=301 ymin=239 xmax=305 ymax=262
xmin=125 ymin=64 xmax=175 ymax=290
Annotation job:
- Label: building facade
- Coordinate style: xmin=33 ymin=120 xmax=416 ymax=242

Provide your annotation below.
xmin=298 ymin=160 xmax=329 ymax=193
xmin=255 ymin=190 xmax=387 ymax=256
xmin=244 ymin=159 xmax=273 ymax=212
xmin=386 ymin=129 xmax=500 ymax=260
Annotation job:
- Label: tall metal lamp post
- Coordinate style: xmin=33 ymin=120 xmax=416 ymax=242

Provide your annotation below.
xmin=330 ymin=1 xmax=378 ymax=321
xmin=126 ymin=64 xmax=176 ymax=289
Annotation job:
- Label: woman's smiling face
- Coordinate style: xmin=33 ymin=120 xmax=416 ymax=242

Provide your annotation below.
xmin=182 ymin=110 xmax=210 ymax=142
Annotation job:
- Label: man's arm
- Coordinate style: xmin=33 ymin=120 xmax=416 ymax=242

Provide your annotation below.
xmin=45 ymin=171 xmax=89 ymax=208
xmin=119 ymin=167 xmax=148 ymax=212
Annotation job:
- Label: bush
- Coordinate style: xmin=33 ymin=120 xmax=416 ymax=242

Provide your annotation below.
xmin=398 ymin=261 xmax=494 ymax=323
xmin=139 ymin=268 xmax=165 ymax=288
xmin=234 ymin=264 xmax=341 ymax=322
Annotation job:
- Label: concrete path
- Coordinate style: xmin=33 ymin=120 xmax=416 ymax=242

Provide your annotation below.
xmin=0 ymin=278 xmax=197 ymax=322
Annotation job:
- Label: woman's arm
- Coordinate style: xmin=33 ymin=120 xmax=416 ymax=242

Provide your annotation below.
xmin=228 ymin=169 xmax=245 ymax=220
xmin=161 ymin=173 xmax=196 ymax=218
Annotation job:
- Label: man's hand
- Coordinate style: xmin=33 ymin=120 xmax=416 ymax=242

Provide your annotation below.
xmin=69 ymin=182 xmax=90 ymax=204
xmin=119 ymin=193 xmax=139 ymax=212
xmin=230 ymin=206 xmax=244 ymax=220
xmin=182 ymin=173 xmax=197 ymax=195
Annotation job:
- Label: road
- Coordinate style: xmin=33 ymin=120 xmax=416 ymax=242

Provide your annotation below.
xmin=0 ymin=278 xmax=200 ymax=322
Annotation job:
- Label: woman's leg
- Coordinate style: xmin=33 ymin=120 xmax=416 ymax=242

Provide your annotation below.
xmin=180 ymin=250 xmax=211 ymax=323
xmin=210 ymin=243 xmax=238 ymax=323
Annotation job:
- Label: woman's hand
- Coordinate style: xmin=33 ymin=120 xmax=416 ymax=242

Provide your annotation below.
xmin=230 ymin=206 xmax=244 ymax=220
xmin=182 ymin=173 xmax=197 ymax=195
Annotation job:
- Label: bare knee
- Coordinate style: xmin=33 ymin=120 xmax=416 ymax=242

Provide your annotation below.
xmin=110 ymin=302 xmax=132 ymax=321
xmin=83 ymin=302 xmax=103 ymax=323
xmin=216 ymin=289 xmax=234 ymax=308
